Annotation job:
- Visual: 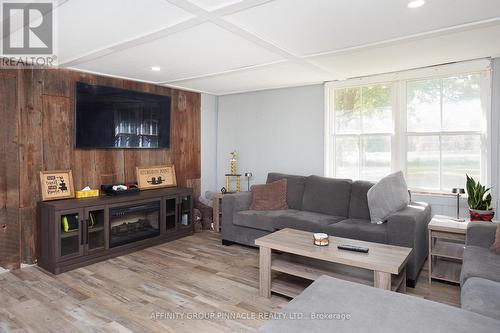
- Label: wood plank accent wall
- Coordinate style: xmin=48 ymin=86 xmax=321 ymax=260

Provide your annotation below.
xmin=0 ymin=67 xmax=201 ymax=269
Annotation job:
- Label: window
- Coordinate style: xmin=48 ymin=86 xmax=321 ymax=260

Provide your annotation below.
xmin=405 ymin=74 xmax=483 ymax=190
xmin=332 ymin=84 xmax=393 ymax=181
xmin=325 ymin=61 xmax=490 ymax=192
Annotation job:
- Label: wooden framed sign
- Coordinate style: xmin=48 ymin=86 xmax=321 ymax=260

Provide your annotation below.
xmin=39 ymin=170 xmax=75 ymax=201
xmin=136 ymin=165 xmax=177 ymax=190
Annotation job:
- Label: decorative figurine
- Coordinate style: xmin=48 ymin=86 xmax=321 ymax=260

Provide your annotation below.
xmin=230 ymin=150 xmax=237 ymax=175
xmin=225 ymin=150 xmax=242 ymax=192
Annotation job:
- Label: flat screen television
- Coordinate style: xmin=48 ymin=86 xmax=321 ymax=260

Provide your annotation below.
xmin=75 ymin=82 xmax=171 ymax=149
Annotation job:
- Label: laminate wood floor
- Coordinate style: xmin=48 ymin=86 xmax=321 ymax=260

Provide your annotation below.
xmin=0 ymin=232 xmax=460 ymax=333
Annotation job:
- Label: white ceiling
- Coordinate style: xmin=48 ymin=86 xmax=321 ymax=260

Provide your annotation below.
xmin=5 ymin=0 xmax=500 ymax=95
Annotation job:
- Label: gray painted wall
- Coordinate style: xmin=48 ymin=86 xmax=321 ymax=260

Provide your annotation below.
xmin=201 ymin=94 xmax=218 ymax=195
xmin=216 ymin=85 xmax=325 ymax=191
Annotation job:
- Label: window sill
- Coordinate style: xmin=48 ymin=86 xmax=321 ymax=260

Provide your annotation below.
xmin=410 ymin=190 xmax=468 ymax=199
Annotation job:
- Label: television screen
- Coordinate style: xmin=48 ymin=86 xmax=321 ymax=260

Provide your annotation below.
xmin=75 ymin=82 xmax=171 ymax=149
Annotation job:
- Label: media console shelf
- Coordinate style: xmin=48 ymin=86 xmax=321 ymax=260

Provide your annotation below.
xmin=37 ymin=187 xmax=193 ymax=274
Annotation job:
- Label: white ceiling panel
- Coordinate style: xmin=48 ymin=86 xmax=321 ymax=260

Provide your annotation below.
xmin=308 ymin=23 xmax=500 ymax=80
xmin=22 ymin=0 xmax=500 ymax=95
xmin=224 ymin=0 xmax=500 ymax=56
xmin=74 ymin=22 xmax=284 ymax=82
xmin=168 ymin=61 xmax=330 ymax=94
xmin=186 ymin=0 xmax=243 ymax=11
xmin=57 ymin=0 xmax=194 ymax=63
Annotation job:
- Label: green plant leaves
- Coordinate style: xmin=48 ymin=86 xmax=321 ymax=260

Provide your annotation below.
xmin=466 ymin=174 xmax=492 ymax=210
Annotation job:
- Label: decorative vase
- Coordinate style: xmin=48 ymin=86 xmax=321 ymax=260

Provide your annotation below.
xmin=469 ymin=208 xmax=495 ymax=222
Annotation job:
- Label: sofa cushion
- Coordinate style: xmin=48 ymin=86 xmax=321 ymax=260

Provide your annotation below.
xmin=490 ymin=223 xmax=500 ymax=254
xmin=271 ymin=210 xmax=345 ymax=233
xmin=325 ymin=218 xmax=388 ymax=244
xmin=348 ymin=180 xmax=374 ymax=220
xmin=462 ymin=277 xmax=500 ymax=321
xmin=367 ymin=171 xmax=409 ymax=224
xmin=233 ymin=209 xmax=344 ymax=233
xmin=258 ymin=275 xmax=500 ymax=333
xmin=461 ymin=245 xmax=500 ymax=285
xmin=233 ymin=210 xmax=287 ymax=232
xmin=250 ymin=179 xmax=288 ymax=211
xmin=302 ymin=175 xmax=352 ymax=216
xmin=267 ymin=173 xmax=306 ymax=210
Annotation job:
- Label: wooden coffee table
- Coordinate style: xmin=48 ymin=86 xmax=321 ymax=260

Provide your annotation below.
xmin=255 ymin=228 xmax=412 ymax=298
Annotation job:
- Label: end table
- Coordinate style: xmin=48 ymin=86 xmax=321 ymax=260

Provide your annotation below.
xmin=212 ymin=193 xmax=223 ymax=232
xmin=428 ymin=215 xmax=469 ymax=284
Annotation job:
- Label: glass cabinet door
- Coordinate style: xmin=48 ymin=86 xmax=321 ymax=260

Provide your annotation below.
xmin=179 ymin=194 xmax=192 ymax=228
xmin=57 ymin=210 xmax=83 ymax=260
xmin=86 ymin=208 xmax=106 ymax=252
xmin=165 ymin=197 xmax=177 ymax=232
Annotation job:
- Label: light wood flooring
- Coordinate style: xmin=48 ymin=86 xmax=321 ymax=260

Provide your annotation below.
xmin=0 ymin=232 xmax=460 ymax=333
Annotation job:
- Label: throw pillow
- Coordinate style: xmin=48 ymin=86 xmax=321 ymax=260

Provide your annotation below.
xmin=250 ymin=179 xmax=288 ymax=211
xmin=367 ymin=171 xmax=409 ymax=224
xmin=490 ymin=224 xmax=500 ymax=254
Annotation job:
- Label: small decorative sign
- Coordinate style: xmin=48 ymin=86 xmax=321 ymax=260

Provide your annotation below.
xmin=136 ymin=165 xmax=177 ymax=190
xmin=39 ymin=170 xmax=75 ymax=201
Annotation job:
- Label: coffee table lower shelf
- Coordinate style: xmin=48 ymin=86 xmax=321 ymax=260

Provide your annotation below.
xmin=270 ymin=258 xmax=406 ymax=298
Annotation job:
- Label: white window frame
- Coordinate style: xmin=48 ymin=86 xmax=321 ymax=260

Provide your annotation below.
xmin=325 ymin=81 xmax=397 ymax=181
xmin=325 ymin=59 xmax=492 ymax=193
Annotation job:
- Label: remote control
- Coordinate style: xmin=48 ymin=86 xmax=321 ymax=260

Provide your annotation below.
xmin=337 ymin=244 xmax=369 ymax=253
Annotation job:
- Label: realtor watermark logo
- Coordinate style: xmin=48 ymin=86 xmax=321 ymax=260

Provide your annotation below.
xmin=1 ymin=0 xmax=57 ymax=68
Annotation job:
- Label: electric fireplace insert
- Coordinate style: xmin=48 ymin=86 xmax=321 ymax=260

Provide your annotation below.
xmin=109 ymin=201 xmax=160 ymax=247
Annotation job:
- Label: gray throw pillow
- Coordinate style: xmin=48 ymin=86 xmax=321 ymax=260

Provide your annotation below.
xmin=367 ymin=171 xmax=409 ymax=224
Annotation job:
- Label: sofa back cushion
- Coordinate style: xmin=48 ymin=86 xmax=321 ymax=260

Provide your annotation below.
xmin=302 ymin=175 xmax=352 ymax=216
xmin=349 ymin=180 xmax=375 ymax=219
xmin=267 ymin=172 xmax=306 ymax=210
xmin=367 ymin=171 xmax=409 ymax=224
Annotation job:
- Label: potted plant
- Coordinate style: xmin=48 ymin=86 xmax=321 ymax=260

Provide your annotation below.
xmin=466 ymin=174 xmax=495 ymax=221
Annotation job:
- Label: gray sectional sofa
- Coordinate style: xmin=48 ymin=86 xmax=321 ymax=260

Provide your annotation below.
xmin=461 ymin=222 xmax=500 ymax=321
xmin=257 ymin=275 xmax=500 ymax=333
xmin=222 ymin=172 xmax=431 ymax=286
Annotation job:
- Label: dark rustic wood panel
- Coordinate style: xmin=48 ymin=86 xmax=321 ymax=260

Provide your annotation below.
xmin=68 ymin=71 xmax=98 ymax=87
xmin=0 ymin=66 xmax=200 ymax=268
xmin=0 ymin=74 xmax=20 ymax=269
xmin=71 ymin=150 xmax=96 ymax=190
xmin=19 ymin=69 xmax=43 ymax=208
xmin=122 ymin=80 xmax=153 ymax=93
xmin=94 ymin=149 xmax=125 ymax=186
xmin=94 ymin=76 xmax=124 ymax=89
xmin=19 ymin=208 xmax=36 ymax=264
xmin=42 ymin=95 xmax=72 ymax=170
xmin=18 ymin=69 xmax=43 ymax=263
xmin=171 ymin=90 xmax=201 ymax=188
xmin=42 ymin=68 xmax=71 ymax=97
